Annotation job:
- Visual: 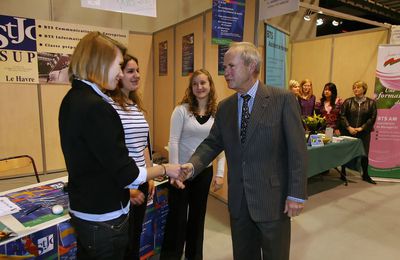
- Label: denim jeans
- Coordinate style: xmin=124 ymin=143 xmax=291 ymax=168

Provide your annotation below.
xmin=70 ymin=213 xmax=129 ymax=260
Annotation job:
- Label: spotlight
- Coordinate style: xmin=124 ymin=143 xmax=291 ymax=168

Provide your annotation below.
xmin=303 ymin=9 xmax=312 ymax=21
xmin=316 ymin=18 xmax=324 ymax=26
xmin=332 ymin=20 xmax=339 ymax=26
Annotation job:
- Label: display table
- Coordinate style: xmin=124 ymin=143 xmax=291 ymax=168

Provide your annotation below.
xmin=0 ymin=177 xmax=168 ymax=259
xmin=307 ymin=138 xmax=366 ymax=177
xmin=0 ymin=177 xmax=72 ymax=258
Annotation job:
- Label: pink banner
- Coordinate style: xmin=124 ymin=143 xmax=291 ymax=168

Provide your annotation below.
xmin=369 ymin=45 xmax=400 ymax=178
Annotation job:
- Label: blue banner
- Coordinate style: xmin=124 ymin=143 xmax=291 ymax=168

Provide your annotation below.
xmin=212 ymin=0 xmax=245 ymax=45
xmin=265 ymin=24 xmax=289 ymax=88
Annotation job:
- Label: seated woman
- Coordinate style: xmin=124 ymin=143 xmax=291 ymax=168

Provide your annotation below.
xmin=315 ymin=82 xmax=342 ymax=136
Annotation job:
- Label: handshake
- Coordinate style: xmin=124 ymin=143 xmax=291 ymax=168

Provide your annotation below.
xmin=161 ymin=163 xmax=194 ymax=189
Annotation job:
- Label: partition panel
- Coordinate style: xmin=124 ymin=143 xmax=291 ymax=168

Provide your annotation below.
xmin=41 ymin=84 xmax=70 ymax=171
xmin=332 ymin=29 xmax=388 ymax=99
xmin=174 ymin=15 xmax=204 ymax=105
xmin=153 ymin=28 xmax=175 ymax=158
xmin=204 ymin=11 xmax=235 ymax=102
xmin=0 ymin=84 xmax=43 ymax=172
xmin=128 ymin=33 xmax=154 ymax=142
xmin=291 ymin=38 xmax=332 ymax=98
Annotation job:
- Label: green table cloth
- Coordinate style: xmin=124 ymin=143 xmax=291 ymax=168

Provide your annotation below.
xmin=307 ymin=139 xmax=366 ymax=177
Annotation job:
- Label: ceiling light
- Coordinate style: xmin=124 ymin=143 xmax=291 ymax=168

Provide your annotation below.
xmin=332 ymin=20 xmax=339 ymax=26
xmin=304 ymin=9 xmax=312 ymax=21
xmin=316 ymin=18 xmax=324 ymax=26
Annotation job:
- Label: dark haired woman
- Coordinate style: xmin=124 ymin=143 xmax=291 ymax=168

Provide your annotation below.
xmin=108 ymin=54 xmax=160 ymax=259
xmin=315 ymin=82 xmax=343 ymax=136
xmin=160 ymin=69 xmax=226 ymax=260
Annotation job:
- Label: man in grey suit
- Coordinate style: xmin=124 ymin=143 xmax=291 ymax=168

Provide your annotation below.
xmin=181 ymin=42 xmax=307 ymax=260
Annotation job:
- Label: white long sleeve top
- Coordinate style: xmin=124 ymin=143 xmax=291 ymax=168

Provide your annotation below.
xmin=169 ymin=104 xmax=225 ymax=177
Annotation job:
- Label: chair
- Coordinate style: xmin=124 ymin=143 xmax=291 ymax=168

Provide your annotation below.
xmin=0 ymin=155 xmax=40 ymax=183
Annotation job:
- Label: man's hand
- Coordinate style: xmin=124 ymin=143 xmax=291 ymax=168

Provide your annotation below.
xmin=164 ymin=163 xmax=186 ymax=181
xmin=168 ymin=163 xmax=195 ymax=189
xmin=212 ymin=176 xmax=224 ymax=192
xmin=130 ymin=189 xmax=145 ymax=205
xmin=180 ymin=163 xmax=194 ymax=180
xmin=284 ymin=199 xmax=305 ymax=217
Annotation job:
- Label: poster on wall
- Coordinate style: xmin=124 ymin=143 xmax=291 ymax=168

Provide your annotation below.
xmin=0 ymin=15 xmax=39 ymax=84
xmin=182 ymin=33 xmax=194 ymax=76
xmin=0 ymin=14 xmax=129 ymax=85
xmin=264 ymin=24 xmax=289 ymax=88
xmin=369 ymin=44 xmax=400 ymax=179
xmin=211 ymin=0 xmax=245 ymax=45
xmin=159 ymin=41 xmax=168 ymax=76
xmin=218 ymin=44 xmax=229 ymax=75
xmin=36 ymin=19 xmax=128 ymax=84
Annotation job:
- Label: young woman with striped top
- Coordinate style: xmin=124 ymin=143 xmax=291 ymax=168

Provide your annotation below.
xmin=108 ymin=54 xmax=156 ymax=260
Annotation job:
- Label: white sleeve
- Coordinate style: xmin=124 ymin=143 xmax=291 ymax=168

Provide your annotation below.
xmin=169 ymin=106 xmax=185 ymax=164
xmin=215 ymin=151 xmax=226 ymax=177
xmin=125 ymin=167 xmax=147 ymax=189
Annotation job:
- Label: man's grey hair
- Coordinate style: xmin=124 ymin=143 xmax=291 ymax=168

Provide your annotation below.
xmin=229 ymin=42 xmax=262 ymax=75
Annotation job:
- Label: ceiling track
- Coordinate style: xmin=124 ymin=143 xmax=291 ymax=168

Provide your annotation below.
xmin=338 ymin=0 xmax=400 ymax=22
xmin=300 ymin=2 xmax=392 ymax=28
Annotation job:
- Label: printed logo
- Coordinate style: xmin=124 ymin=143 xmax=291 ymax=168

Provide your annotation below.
xmin=0 ymin=15 xmax=36 ymax=51
xmin=37 ymin=234 xmax=54 ymax=255
xmin=384 ymin=57 xmax=400 ymax=67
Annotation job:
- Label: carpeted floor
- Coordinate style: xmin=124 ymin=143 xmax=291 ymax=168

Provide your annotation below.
xmin=1 ymin=170 xmax=399 ymax=260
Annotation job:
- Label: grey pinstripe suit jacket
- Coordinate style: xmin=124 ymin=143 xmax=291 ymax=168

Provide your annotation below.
xmin=189 ymin=83 xmax=308 ymax=222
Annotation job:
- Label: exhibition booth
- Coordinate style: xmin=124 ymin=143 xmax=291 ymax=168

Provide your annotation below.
xmin=0 ymin=0 xmax=399 ymax=258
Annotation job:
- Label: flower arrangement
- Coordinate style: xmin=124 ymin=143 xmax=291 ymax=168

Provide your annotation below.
xmin=303 ymin=113 xmax=326 ymax=133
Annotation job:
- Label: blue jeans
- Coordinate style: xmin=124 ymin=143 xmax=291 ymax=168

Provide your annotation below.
xmin=70 ymin=213 xmax=129 ymax=260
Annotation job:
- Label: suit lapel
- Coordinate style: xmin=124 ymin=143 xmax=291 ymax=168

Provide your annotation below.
xmin=228 ymin=95 xmax=240 ymax=144
xmin=243 ymin=83 xmax=270 ymax=147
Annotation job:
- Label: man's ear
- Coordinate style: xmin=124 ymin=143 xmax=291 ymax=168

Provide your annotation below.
xmin=248 ymin=61 xmax=256 ymax=74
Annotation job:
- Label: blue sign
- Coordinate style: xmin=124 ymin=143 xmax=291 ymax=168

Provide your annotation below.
xmin=265 ymin=24 xmax=288 ymax=88
xmin=0 ymin=15 xmax=36 ymax=51
xmin=212 ymin=0 xmax=245 ymax=45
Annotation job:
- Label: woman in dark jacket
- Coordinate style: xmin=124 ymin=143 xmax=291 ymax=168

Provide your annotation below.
xmin=340 ymin=80 xmax=377 ymax=184
xmin=59 ymin=32 xmax=183 ymax=259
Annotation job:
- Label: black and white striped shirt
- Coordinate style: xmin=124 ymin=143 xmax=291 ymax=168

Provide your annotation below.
xmin=110 ymin=102 xmax=149 ymax=167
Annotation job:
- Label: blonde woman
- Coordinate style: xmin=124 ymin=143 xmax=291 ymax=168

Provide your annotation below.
xmin=340 ymin=80 xmax=377 ymax=184
xmin=59 ymin=32 xmax=183 ymax=259
xmin=288 ymin=79 xmax=300 ymax=97
xmin=299 ymin=78 xmax=316 ymax=116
